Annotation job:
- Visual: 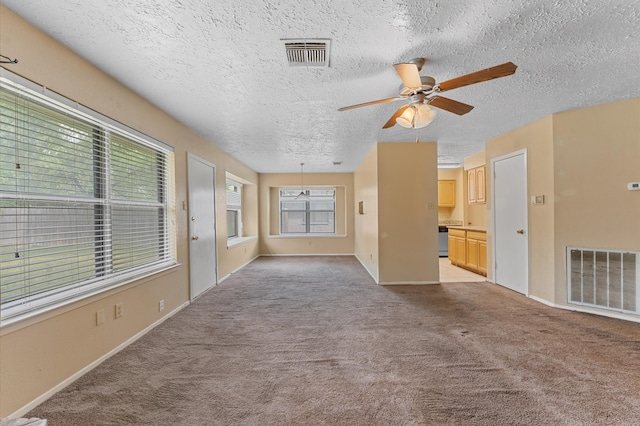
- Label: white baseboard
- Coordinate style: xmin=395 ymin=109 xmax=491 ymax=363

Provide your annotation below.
xmin=528 ymin=295 xmax=640 ymax=324
xmin=218 ymin=255 xmax=260 ymax=284
xmin=380 ymin=281 xmax=440 ymax=286
xmin=7 ymin=301 xmax=190 ymax=420
xmin=259 ymin=253 xmax=354 ymax=257
xmin=354 ymin=255 xmax=379 ymax=284
xmin=528 ymin=294 xmax=556 ymax=308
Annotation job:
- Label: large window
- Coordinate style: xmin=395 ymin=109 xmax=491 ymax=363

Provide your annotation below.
xmin=280 ymin=188 xmax=335 ymax=234
xmin=0 ymin=75 xmax=175 ymax=322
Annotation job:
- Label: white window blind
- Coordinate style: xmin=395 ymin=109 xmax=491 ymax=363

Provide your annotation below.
xmin=226 ymin=180 xmax=242 ymax=239
xmin=0 ymin=75 xmax=176 ymax=322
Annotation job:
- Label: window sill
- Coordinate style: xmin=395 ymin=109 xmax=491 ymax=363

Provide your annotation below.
xmin=268 ymin=234 xmax=347 ymax=239
xmin=1 ymin=262 xmax=181 ymax=334
xmin=227 ymin=235 xmax=257 ymax=248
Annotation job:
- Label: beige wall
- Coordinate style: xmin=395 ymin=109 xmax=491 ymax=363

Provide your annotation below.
xmin=485 ymin=116 xmax=555 ymax=301
xmin=378 ymin=143 xmax=439 ymax=284
xmin=0 ymin=7 xmax=259 ymax=417
xmin=3 ymin=4 xmax=639 ymax=419
xmin=258 ymin=173 xmax=355 ymax=255
xmin=353 ymin=147 xmax=380 ymax=281
xmin=486 ymin=97 xmax=640 ymax=317
xmin=552 ymin=98 xmax=640 ymax=306
xmin=354 ymin=143 xmax=439 ymax=284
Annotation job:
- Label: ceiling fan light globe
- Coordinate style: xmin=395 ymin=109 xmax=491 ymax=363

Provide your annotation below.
xmin=396 ymin=106 xmax=416 ymax=128
xmin=413 ymin=104 xmax=436 ymax=128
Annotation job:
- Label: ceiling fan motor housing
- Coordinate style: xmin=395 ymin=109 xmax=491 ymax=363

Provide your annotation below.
xmin=400 ymin=76 xmax=436 ymax=96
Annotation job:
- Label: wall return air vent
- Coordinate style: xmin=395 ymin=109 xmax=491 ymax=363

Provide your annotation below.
xmin=282 ymin=39 xmax=331 ymax=67
xmin=568 ymin=247 xmax=639 ymax=314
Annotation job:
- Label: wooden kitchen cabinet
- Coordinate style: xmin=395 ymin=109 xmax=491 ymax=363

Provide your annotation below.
xmin=448 ymin=228 xmax=467 ymax=267
xmin=438 ymin=180 xmax=456 ymax=207
xmin=478 ymin=240 xmax=487 ymax=275
xmin=448 ymin=228 xmax=487 ymax=276
xmin=467 ymin=166 xmax=486 ymax=204
xmin=466 ymin=230 xmax=487 ymax=275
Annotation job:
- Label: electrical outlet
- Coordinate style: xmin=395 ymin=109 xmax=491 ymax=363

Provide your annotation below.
xmin=115 ymin=302 xmax=123 ymax=319
xmin=159 ymin=300 xmax=165 ymax=312
xmin=96 ymin=309 xmax=105 ymax=326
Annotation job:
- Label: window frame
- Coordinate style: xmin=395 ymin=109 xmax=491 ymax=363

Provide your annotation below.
xmin=279 ymin=188 xmax=336 ymax=235
xmin=226 ymin=180 xmax=243 ymax=240
xmin=0 ymin=70 xmax=176 ymax=324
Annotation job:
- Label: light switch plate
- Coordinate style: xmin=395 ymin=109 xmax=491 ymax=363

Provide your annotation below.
xmin=531 ymin=195 xmax=545 ymax=204
xmin=628 ymin=182 xmax=640 ymax=191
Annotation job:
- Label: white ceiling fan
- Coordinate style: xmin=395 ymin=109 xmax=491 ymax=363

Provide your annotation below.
xmin=338 ymin=58 xmax=517 ymax=129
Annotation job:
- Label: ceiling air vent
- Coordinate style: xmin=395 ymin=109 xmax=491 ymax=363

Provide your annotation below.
xmin=282 ymin=38 xmax=331 ymax=67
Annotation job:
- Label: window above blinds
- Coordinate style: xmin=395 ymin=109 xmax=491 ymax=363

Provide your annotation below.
xmin=226 ymin=180 xmax=242 ymax=210
xmin=0 ymin=70 xmax=176 ymax=324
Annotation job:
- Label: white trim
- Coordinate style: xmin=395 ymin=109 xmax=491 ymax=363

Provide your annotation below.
xmin=380 ymin=281 xmax=440 ymax=286
xmin=5 ymin=300 xmax=190 ymax=420
xmin=490 ymin=148 xmax=529 ymax=296
xmin=1 ymin=263 xmax=180 ymax=328
xmin=226 ymin=235 xmax=257 ymax=248
xmin=528 ymin=295 xmax=640 ymax=324
xmin=268 ymin=234 xmax=347 ymax=239
xmin=528 ymin=294 xmax=556 ymax=308
xmin=217 ymin=255 xmax=260 ymax=284
xmin=354 ymin=254 xmax=379 ymax=284
xmin=259 ymin=253 xmax=354 ymax=257
xmin=187 ymin=153 xmax=218 ymax=300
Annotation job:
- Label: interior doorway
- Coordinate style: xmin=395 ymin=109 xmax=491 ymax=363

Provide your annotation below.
xmin=492 ymin=149 xmax=529 ymax=294
xmin=187 ymin=153 xmax=218 ymax=300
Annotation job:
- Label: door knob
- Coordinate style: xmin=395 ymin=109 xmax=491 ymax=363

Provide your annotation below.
xmin=192 ymin=235 xmax=199 ymax=241
xmin=516 ymin=229 xmax=525 ymax=234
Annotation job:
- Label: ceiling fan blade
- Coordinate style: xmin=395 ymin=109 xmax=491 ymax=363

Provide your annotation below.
xmin=437 ymin=62 xmax=517 ymax=92
xmin=393 ymin=63 xmax=423 ymax=89
xmin=382 ymin=105 xmax=409 ymax=129
xmin=428 ymin=96 xmax=474 ymax=116
xmin=338 ymin=97 xmax=402 ymax=111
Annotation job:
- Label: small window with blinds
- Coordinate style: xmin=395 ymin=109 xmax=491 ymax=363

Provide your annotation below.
xmin=226 ymin=180 xmax=242 ymax=239
xmin=0 ymin=76 xmax=176 ymax=322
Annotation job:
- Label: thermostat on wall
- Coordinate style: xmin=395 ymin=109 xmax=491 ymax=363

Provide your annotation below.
xmin=628 ymin=182 xmax=640 ymax=191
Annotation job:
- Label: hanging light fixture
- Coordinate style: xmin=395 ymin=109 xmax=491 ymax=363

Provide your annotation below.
xmin=295 ymin=162 xmax=309 ymax=201
xmin=396 ymin=94 xmax=437 ymax=129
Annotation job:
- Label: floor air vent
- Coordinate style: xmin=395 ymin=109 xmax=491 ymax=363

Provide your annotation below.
xmin=568 ymin=248 xmax=639 ymax=314
xmin=282 ymin=39 xmax=330 ymax=67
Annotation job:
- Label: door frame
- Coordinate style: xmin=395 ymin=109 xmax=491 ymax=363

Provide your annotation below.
xmin=187 ymin=152 xmax=218 ymax=300
xmin=490 ymin=148 xmax=529 ymax=295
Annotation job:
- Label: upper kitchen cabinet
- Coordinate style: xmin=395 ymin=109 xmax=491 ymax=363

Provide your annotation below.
xmin=467 ymin=166 xmax=486 ymax=204
xmin=438 ymin=180 xmax=456 ymax=207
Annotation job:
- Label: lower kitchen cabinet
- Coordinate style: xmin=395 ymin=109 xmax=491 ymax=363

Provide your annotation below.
xmin=466 ymin=230 xmax=487 ymax=275
xmin=448 ymin=229 xmax=466 ymax=266
xmin=448 ymin=228 xmax=487 ymax=276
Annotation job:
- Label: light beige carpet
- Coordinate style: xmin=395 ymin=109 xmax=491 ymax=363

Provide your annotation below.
xmin=27 ymin=256 xmax=640 ymax=425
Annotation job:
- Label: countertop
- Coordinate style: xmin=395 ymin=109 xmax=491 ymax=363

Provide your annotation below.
xmin=447 ymin=225 xmax=487 ymax=232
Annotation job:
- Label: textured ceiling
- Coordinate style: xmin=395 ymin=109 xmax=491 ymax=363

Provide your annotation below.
xmin=2 ymin=0 xmax=640 ymax=173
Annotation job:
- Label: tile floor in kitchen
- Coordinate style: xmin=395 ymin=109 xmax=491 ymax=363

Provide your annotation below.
xmin=439 ymin=258 xmax=486 ymax=283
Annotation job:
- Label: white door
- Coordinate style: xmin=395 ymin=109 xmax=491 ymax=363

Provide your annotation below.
xmin=187 ymin=154 xmax=217 ymax=300
xmin=492 ymin=150 xmax=528 ymax=294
